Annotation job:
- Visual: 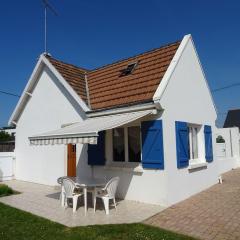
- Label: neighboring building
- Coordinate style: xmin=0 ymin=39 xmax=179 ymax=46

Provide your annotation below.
xmin=0 ymin=126 xmax=15 ymax=152
xmin=0 ymin=127 xmax=15 ymax=181
xmin=9 ymin=34 xmax=218 ymax=206
xmin=215 ymin=127 xmax=240 ymax=174
xmin=0 ymin=126 xmax=16 ymax=137
xmin=224 ymin=109 xmax=240 ymax=129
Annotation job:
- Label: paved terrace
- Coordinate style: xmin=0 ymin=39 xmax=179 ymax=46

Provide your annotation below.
xmin=145 ymin=169 xmax=240 ymax=240
xmin=0 ymin=180 xmax=164 ymax=227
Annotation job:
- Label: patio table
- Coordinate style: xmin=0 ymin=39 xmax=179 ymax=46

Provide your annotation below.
xmin=70 ymin=177 xmax=106 ymax=215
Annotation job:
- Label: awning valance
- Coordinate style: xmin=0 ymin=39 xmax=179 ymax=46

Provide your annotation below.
xmin=29 ymin=110 xmax=154 ymax=145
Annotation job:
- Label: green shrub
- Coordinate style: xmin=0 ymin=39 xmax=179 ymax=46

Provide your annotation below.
xmin=216 ymin=135 xmax=225 ymax=143
xmin=0 ymin=184 xmax=14 ymax=197
xmin=0 ymin=131 xmax=14 ymax=142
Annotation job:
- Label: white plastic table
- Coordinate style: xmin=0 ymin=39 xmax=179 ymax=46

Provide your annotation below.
xmin=71 ymin=177 xmax=106 ymax=215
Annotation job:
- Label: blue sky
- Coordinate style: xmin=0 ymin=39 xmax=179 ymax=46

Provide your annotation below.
xmin=1 ymin=0 xmax=240 ymax=127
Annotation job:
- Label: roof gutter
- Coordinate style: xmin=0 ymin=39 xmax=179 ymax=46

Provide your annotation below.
xmin=153 ymin=34 xmax=191 ymax=103
xmin=84 ymin=73 xmax=91 ymax=109
xmin=87 ymin=101 xmax=160 ymax=118
xmin=8 ymin=56 xmax=45 ymax=126
xmin=9 ymin=54 xmax=91 ymax=126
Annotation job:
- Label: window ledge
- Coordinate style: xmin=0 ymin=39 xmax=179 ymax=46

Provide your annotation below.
xmin=188 ymin=162 xmax=208 ymax=170
xmin=104 ymin=164 xmax=144 ymax=173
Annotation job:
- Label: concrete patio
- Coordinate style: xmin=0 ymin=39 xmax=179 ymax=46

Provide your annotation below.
xmin=0 ymin=180 xmax=165 ymax=227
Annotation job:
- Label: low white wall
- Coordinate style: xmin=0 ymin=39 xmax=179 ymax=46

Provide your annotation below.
xmin=215 ymin=127 xmax=240 ymax=175
xmin=0 ymin=152 xmax=15 ymax=181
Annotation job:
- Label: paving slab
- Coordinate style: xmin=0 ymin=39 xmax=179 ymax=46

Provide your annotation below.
xmin=145 ymin=169 xmax=240 ymax=240
xmin=0 ymin=180 xmax=165 ymax=227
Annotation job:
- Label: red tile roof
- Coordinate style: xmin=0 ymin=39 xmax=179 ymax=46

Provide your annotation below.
xmin=46 ymin=41 xmax=180 ymax=111
xmin=46 ymin=56 xmax=89 ymax=105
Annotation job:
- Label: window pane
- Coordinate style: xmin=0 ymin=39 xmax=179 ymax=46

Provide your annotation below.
xmin=113 ymin=128 xmax=125 ymax=162
xmin=191 ymin=127 xmax=198 ymax=159
xmin=128 ymin=126 xmax=141 ymax=162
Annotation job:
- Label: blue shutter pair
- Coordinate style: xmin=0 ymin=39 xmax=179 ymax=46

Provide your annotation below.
xmin=141 ymin=120 xmax=164 ymax=169
xmin=175 ymin=122 xmax=213 ymax=168
xmin=88 ymin=131 xmax=105 ymax=165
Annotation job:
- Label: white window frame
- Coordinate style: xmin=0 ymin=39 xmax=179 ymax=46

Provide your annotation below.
xmin=188 ymin=124 xmax=207 ymax=168
xmin=109 ymin=124 xmax=142 ymax=167
xmin=188 ymin=124 xmax=200 ymax=160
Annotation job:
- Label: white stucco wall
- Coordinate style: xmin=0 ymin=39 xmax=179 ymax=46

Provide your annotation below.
xmin=158 ymin=38 xmax=218 ymax=206
xmin=15 ymin=66 xmax=86 ymax=185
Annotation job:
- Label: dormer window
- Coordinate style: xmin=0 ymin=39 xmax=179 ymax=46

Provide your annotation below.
xmin=120 ymin=62 xmax=138 ymax=76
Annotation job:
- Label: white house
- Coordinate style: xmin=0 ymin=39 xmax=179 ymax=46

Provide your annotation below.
xmin=9 ymin=34 xmax=219 ymax=207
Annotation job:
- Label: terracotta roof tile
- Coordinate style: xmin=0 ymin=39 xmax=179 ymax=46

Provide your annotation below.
xmin=45 ymin=40 xmax=180 ymax=111
xmin=45 ymin=55 xmax=89 ymax=105
xmin=87 ymin=41 xmax=180 ymax=110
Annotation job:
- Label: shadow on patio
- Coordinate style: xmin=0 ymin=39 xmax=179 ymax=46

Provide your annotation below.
xmin=0 ymin=180 xmax=165 ymax=227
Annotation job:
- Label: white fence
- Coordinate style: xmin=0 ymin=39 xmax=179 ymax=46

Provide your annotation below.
xmin=215 ymin=127 xmax=240 ymax=175
xmin=0 ymin=152 xmax=15 ymax=181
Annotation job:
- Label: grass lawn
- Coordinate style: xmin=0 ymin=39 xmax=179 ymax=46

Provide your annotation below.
xmin=0 ymin=184 xmax=18 ymax=197
xmin=0 ymin=202 xmax=196 ymax=240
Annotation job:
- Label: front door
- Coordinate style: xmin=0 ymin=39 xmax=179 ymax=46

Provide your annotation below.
xmin=67 ymin=144 xmax=76 ymax=177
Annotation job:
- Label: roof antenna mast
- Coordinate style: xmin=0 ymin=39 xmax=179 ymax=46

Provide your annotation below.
xmin=42 ymin=0 xmax=58 ymax=54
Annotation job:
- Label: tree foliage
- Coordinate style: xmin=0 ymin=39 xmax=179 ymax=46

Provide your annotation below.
xmin=216 ymin=135 xmax=225 ymax=143
xmin=0 ymin=131 xmax=14 ymax=142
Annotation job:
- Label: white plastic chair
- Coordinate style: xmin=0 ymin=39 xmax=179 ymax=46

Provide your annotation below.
xmin=93 ymin=177 xmax=119 ymax=215
xmin=62 ymin=178 xmax=83 ymax=212
xmin=57 ymin=176 xmax=68 ymax=207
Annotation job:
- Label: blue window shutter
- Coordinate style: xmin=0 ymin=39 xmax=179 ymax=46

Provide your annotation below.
xmin=204 ymin=125 xmax=213 ymax=162
xmin=175 ymin=121 xmax=190 ymax=168
xmin=141 ymin=120 xmax=164 ymax=169
xmin=88 ymin=131 xmax=105 ymax=166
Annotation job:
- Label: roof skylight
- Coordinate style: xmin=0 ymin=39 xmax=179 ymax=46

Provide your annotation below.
xmin=120 ymin=62 xmax=138 ymax=76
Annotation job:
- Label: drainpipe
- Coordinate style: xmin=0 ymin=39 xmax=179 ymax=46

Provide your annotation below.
xmin=91 ymin=166 xmax=94 ymax=178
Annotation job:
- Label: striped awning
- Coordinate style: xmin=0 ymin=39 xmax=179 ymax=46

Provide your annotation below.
xmin=29 ymin=110 xmax=154 ymax=145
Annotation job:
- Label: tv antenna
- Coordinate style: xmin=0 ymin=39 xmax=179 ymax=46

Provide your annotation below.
xmin=42 ymin=0 xmax=58 ymax=54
